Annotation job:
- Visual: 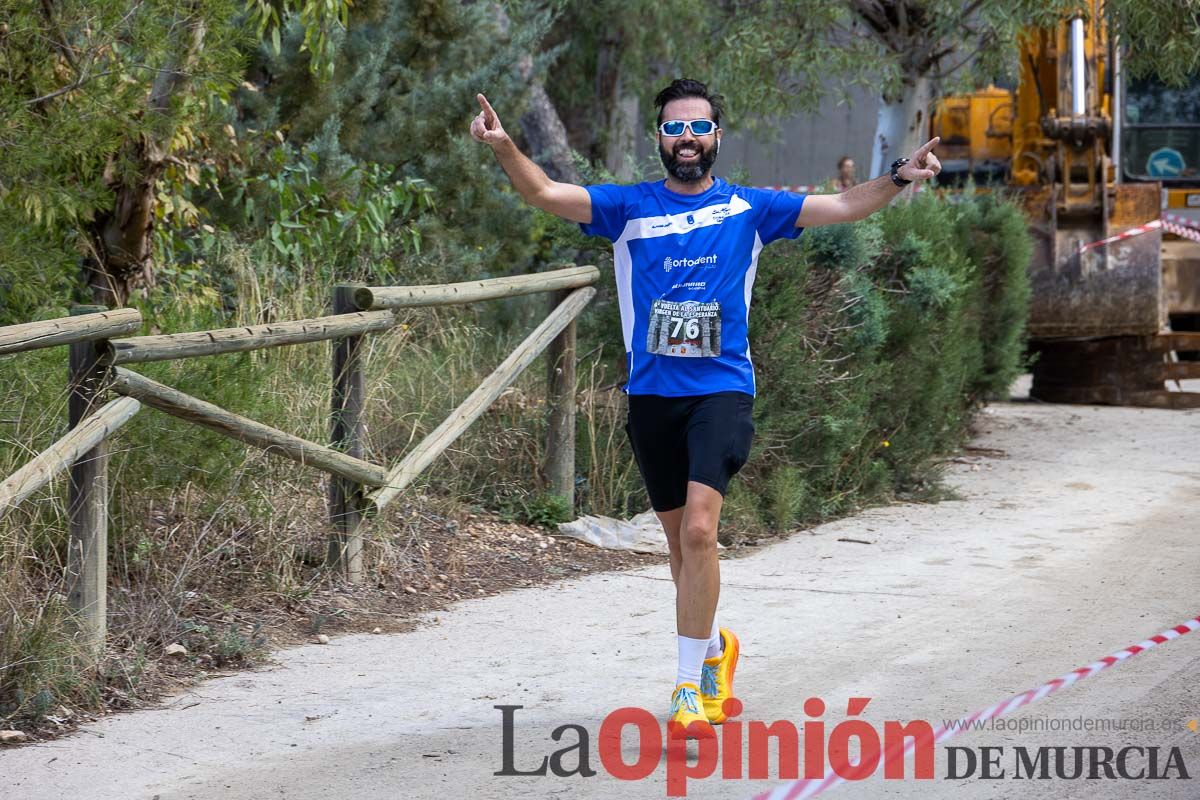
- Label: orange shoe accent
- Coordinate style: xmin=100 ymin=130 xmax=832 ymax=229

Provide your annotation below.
xmin=700 ymin=628 xmax=740 ymax=724
xmin=668 ymin=682 xmax=716 ymax=740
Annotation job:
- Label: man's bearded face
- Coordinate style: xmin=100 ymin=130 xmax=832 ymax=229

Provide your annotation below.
xmin=660 ymin=133 xmax=718 ymax=183
xmin=658 ymin=97 xmax=720 ymax=184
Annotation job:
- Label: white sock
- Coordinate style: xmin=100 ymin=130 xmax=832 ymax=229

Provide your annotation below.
xmin=676 ymin=634 xmax=709 ymax=687
xmin=705 ymin=615 xmax=723 ymax=660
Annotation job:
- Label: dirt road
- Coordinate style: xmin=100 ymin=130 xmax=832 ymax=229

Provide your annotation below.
xmin=4 ymin=377 xmax=1199 ymax=799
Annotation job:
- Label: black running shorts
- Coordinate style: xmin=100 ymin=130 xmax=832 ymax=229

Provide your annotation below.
xmin=624 ymin=391 xmax=755 ymax=512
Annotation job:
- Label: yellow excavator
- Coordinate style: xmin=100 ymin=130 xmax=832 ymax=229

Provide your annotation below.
xmin=930 ymin=1 xmax=1200 ymax=408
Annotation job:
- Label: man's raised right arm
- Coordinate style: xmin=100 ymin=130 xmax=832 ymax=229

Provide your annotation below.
xmin=470 ymin=94 xmax=592 ymax=225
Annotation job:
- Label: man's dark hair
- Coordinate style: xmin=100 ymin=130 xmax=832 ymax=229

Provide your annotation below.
xmin=654 ymin=79 xmax=725 ymax=127
xmin=838 ymin=155 xmax=854 ymax=169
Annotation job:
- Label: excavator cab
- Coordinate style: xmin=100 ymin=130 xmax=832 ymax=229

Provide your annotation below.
xmin=1121 ymin=74 xmax=1200 ymax=356
xmin=1121 ymin=75 xmax=1200 ymax=187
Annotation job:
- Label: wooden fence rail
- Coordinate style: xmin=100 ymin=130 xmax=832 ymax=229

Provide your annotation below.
xmin=109 ymin=368 xmax=390 ymax=487
xmin=367 ymin=285 xmax=595 ymax=514
xmin=106 ymin=309 xmax=397 ymax=364
xmin=0 ymin=264 xmax=596 ymax=653
xmin=0 ymin=397 xmax=140 ymax=519
xmin=0 ymin=308 xmax=141 ymax=355
xmin=354 ymin=264 xmax=599 ymax=310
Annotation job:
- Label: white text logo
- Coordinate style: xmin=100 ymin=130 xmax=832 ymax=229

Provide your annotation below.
xmin=662 ymin=254 xmax=718 ymax=272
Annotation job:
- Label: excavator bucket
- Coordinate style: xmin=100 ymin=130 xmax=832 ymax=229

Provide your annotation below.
xmin=1019 ymin=183 xmax=1164 ymax=338
xmin=1017 ymin=184 xmax=1200 ymax=408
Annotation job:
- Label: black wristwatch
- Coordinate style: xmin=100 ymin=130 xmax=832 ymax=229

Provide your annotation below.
xmin=890 ymin=157 xmax=912 ymax=187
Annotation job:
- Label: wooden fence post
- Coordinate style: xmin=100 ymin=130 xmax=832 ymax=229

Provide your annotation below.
xmin=66 ymin=304 xmax=111 ymax=655
xmin=544 ymin=289 xmax=576 ymax=513
xmin=328 ymin=285 xmax=365 ymax=583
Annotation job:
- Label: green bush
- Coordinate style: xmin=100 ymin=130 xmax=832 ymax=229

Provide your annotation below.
xmin=956 ymin=190 xmax=1035 ymax=399
xmin=499 ymin=491 xmax=574 ymax=529
xmin=736 ymin=188 xmax=1032 ymax=537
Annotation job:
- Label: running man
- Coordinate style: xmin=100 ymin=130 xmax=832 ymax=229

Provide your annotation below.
xmin=470 ymin=78 xmax=941 ymax=738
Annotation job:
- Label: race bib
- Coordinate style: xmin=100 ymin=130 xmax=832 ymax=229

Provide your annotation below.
xmin=645 ymin=299 xmax=722 ymax=357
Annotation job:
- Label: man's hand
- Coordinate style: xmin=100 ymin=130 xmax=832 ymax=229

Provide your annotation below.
xmin=468 ymin=90 xmax=592 ymax=224
xmin=795 ymin=135 xmax=944 ymax=227
xmin=470 ymin=93 xmax=509 ymax=147
xmin=897 ymin=136 xmax=942 ymax=183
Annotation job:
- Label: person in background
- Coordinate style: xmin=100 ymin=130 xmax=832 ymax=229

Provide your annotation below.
xmin=835 ymin=155 xmax=858 ymax=191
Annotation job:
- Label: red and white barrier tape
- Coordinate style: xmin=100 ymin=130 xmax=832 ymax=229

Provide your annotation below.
xmin=1164 ymin=220 xmax=1200 ymax=243
xmin=1075 ymin=215 xmax=1200 ymax=252
xmin=1075 ymin=220 xmax=1162 ymax=254
xmin=1162 ymin=211 xmax=1200 ymax=232
xmin=763 ymin=185 xmax=820 ymax=194
xmin=753 ymin=613 xmax=1200 ymax=800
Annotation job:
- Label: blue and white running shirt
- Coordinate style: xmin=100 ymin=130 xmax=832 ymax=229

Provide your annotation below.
xmin=580 ymin=177 xmax=807 ymax=397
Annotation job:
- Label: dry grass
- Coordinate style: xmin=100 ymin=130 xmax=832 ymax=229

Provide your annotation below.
xmin=0 ymin=266 xmax=642 ymax=735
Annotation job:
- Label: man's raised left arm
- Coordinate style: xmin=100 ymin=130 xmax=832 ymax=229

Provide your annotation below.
xmin=795 ymin=137 xmax=942 ymax=228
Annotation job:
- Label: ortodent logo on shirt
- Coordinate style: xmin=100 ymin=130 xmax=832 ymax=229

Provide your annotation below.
xmin=662 ymin=254 xmax=718 ymax=272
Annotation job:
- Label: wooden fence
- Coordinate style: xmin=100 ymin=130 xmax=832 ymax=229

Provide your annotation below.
xmin=0 ymin=265 xmax=598 ymax=654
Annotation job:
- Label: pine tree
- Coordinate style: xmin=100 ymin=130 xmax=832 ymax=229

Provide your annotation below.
xmin=234 ymin=0 xmax=559 ymax=280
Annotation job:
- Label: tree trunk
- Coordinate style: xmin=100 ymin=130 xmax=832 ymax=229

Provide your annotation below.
xmin=86 ymin=138 xmax=166 ymax=306
xmin=604 ymin=68 xmax=639 ymax=182
xmin=492 ymin=1 xmax=579 ymax=186
xmin=516 ymin=56 xmax=581 ymax=185
xmin=85 ymin=11 xmax=207 ymax=306
xmin=592 ymin=29 xmax=621 ymax=167
xmin=869 ymin=72 xmax=933 ymax=183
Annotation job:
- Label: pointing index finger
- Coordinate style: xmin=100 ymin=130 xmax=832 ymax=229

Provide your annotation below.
xmin=915 ymin=136 xmax=940 ymax=157
xmin=477 ymin=93 xmax=497 ymax=125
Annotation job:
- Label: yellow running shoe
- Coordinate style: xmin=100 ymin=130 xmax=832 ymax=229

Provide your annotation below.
xmin=668 ymin=682 xmax=715 ymax=740
xmin=700 ymin=628 xmax=740 ymax=724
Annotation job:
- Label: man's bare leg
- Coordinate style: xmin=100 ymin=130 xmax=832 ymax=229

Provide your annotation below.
xmin=655 ymin=507 xmax=684 ymax=584
xmin=676 ymin=481 xmax=723 ymax=639
xmin=663 ymin=481 xmax=725 ymax=732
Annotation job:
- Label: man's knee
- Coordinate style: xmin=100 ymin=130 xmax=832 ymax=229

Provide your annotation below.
xmin=680 ymin=519 xmax=718 ymax=553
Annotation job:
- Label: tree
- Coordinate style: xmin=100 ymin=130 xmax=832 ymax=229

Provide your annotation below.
xmin=699 ymin=1 xmax=1200 ymax=181
xmin=0 ymin=0 xmax=349 ymax=308
xmin=1106 ymin=0 xmax=1200 ymax=86
xmin=529 ymin=0 xmax=1198 ymax=190
xmin=838 ymin=1 xmax=1200 ymax=179
xmin=233 ymin=0 xmax=555 ymax=277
